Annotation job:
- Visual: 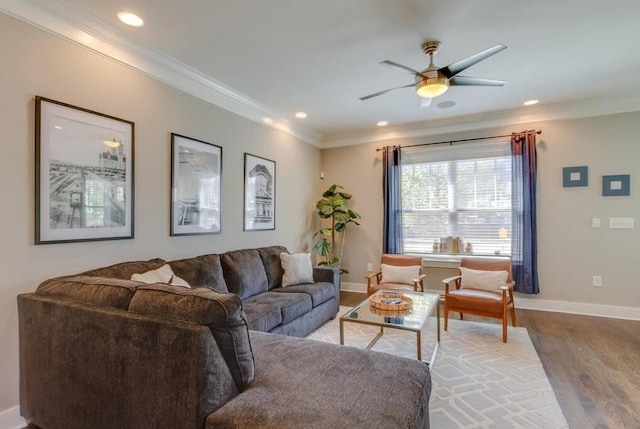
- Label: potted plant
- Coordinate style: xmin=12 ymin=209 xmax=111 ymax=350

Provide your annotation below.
xmin=313 ymin=184 xmax=361 ymax=274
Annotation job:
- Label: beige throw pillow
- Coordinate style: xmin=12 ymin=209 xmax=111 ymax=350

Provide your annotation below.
xmin=380 ymin=264 xmax=421 ymax=285
xmin=459 ymin=267 xmax=508 ymax=292
xmin=280 ymin=253 xmax=314 ymax=287
xmin=131 ymin=264 xmax=191 ymax=288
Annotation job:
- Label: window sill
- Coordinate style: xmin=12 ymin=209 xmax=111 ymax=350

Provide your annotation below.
xmin=407 ymin=253 xmax=511 ymax=268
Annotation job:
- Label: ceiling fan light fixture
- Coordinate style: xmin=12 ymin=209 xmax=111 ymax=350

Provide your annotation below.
xmin=415 ymin=77 xmax=449 ymax=98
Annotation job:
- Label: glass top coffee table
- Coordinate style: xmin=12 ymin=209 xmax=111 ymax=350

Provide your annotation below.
xmin=339 ymin=290 xmax=440 ymax=367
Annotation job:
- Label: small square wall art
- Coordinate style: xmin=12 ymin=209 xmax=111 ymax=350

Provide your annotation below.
xmin=602 ymin=174 xmax=630 ymax=196
xmin=562 ymin=166 xmax=588 ymax=187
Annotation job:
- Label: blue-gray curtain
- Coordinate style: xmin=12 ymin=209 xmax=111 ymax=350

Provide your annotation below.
xmin=383 ymin=146 xmax=403 ymax=254
xmin=511 ymin=131 xmax=539 ymax=294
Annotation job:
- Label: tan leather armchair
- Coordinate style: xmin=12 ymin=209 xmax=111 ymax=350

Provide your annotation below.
xmin=442 ymin=257 xmax=516 ymax=342
xmin=365 ymin=254 xmax=425 ymax=296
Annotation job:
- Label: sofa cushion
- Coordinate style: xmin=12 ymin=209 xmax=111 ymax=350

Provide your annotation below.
xmin=243 ymin=292 xmax=312 ymax=326
xmin=128 ymin=285 xmax=254 ymax=389
xmin=280 ymin=253 xmax=314 ymax=287
xmin=271 ymin=282 xmax=335 ymax=308
xmin=241 ymin=300 xmax=283 ymax=332
xmin=36 ymin=275 xmax=143 ymax=310
xmin=207 ymin=331 xmax=431 ymax=429
xmin=80 ymin=258 xmax=167 ymax=280
xmin=256 ymin=246 xmax=288 ymax=289
xmin=169 ymin=254 xmax=228 ymax=293
xmin=221 ymin=249 xmax=268 ymax=299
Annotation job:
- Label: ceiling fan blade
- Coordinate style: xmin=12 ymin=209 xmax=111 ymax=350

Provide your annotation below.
xmin=449 ymin=76 xmax=507 ymax=86
xmin=420 ymin=97 xmax=432 ymax=108
xmin=439 ymin=44 xmax=507 ymax=78
xmin=380 ymin=60 xmax=427 ymax=78
xmin=359 ymin=83 xmax=415 ymax=101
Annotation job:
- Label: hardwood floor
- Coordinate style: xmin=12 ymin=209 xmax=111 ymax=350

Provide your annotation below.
xmin=340 ymin=291 xmax=640 ymax=429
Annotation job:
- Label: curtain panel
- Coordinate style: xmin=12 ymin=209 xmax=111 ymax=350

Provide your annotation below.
xmin=382 ymin=146 xmax=403 ymax=254
xmin=511 ymin=130 xmax=539 ymax=294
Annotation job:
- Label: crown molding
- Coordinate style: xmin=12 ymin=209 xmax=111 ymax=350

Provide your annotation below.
xmin=4 ymin=1 xmax=640 ymax=150
xmin=320 ymin=94 xmax=640 ymax=148
xmin=0 ymin=0 xmax=322 ymax=146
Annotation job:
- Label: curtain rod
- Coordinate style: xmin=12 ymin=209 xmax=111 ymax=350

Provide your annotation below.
xmin=375 ymin=130 xmax=542 ymax=152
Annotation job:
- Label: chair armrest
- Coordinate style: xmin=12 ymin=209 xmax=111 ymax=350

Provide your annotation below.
xmin=441 ymin=275 xmax=461 ymax=284
xmin=364 ymin=271 xmax=381 ymax=280
xmin=412 ymin=273 xmax=426 ymax=292
xmin=501 ymin=281 xmax=515 ymax=290
xmin=412 ymin=273 xmax=426 ymax=283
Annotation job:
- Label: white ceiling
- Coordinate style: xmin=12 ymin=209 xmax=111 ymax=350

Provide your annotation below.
xmin=4 ymin=0 xmax=640 ymax=146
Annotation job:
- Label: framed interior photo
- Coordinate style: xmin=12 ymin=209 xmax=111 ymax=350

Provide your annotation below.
xmin=244 ymin=153 xmax=276 ymax=231
xmin=171 ymin=133 xmax=222 ymax=235
xmin=35 ymin=96 xmax=134 ymax=244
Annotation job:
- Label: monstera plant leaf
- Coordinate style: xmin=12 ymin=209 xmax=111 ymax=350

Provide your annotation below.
xmin=313 ymin=185 xmax=361 ymax=275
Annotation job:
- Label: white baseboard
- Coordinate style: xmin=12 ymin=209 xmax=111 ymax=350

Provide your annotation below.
xmin=341 ymin=282 xmax=640 ymax=321
xmin=0 ymin=406 xmax=25 ymax=429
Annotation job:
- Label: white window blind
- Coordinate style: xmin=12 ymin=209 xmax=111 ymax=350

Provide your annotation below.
xmin=400 ymin=140 xmax=512 ymax=256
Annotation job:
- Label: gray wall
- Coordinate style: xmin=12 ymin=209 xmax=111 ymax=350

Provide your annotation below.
xmin=0 ymin=14 xmax=320 ymax=411
xmin=322 ymin=113 xmax=640 ymax=310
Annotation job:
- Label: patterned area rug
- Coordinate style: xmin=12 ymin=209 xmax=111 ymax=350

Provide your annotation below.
xmin=307 ymin=307 xmax=568 ymax=429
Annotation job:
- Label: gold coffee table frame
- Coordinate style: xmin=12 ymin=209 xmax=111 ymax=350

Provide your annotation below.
xmin=339 ymin=290 xmax=440 ymax=368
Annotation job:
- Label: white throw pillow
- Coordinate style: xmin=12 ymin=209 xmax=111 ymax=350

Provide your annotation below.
xmin=380 ymin=264 xmax=421 ymax=285
xmin=459 ymin=267 xmax=508 ymax=292
xmin=131 ymin=264 xmax=191 ymax=288
xmin=280 ymin=253 xmax=314 ymax=287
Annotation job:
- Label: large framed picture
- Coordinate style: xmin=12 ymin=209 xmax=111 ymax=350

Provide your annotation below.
xmin=171 ymin=133 xmax=222 ymax=235
xmin=35 ymin=96 xmax=134 ymax=244
xmin=243 ymin=153 xmax=275 ymax=231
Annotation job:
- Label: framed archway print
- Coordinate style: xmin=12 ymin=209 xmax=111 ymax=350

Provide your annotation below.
xmin=243 ymin=153 xmax=275 ymax=231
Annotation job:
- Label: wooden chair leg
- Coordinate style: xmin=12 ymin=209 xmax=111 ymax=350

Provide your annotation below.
xmin=459 ymin=312 xmax=464 ymax=320
xmin=502 ymin=313 xmax=507 ymax=343
xmin=510 ymin=306 xmax=517 ymax=327
xmin=444 ymin=305 xmax=449 ymax=331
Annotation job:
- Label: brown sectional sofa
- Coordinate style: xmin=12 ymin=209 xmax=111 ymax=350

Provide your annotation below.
xmin=18 ymin=245 xmax=431 ymax=429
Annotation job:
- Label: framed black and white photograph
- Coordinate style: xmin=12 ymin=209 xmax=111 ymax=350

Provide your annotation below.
xmin=244 ymin=153 xmax=275 ymax=231
xmin=35 ymin=96 xmax=134 ymax=244
xmin=171 ymin=133 xmax=222 ymax=235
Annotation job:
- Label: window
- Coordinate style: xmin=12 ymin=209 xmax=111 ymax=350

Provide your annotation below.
xmin=400 ymin=140 xmax=512 ymax=256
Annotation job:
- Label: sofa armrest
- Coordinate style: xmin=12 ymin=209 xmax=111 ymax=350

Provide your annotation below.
xmin=313 ymin=266 xmax=340 ymax=296
xmin=18 ymin=294 xmax=239 ymax=429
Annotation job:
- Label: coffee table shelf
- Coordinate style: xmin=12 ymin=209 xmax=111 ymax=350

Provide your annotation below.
xmin=339 ymin=290 xmax=440 ymax=368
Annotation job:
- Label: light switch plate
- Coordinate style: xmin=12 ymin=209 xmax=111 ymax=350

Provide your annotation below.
xmin=609 ymin=217 xmax=634 ymax=229
xmin=592 ymin=218 xmax=600 ymax=228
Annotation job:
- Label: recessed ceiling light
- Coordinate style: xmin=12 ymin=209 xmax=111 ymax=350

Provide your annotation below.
xmin=377 ymin=121 xmax=389 ymax=127
xmin=53 ymin=125 xmax=62 ymax=130
xmin=295 ymin=111 xmax=307 ymax=119
xmin=437 ymin=101 xmax=456 ymax=109
xmin=262 ymin=117 xmax=274 ymax=124
xmin=118 ymin=11 xmax=144 ymax=27
xmin=523 ymin=99 xmax=539 ymax=106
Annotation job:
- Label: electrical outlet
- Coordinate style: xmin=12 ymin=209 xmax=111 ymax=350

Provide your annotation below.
xmin=592 ymin=276 xmax=602 ymax=287
xmin=367 ymin=263 xmax=373 ymax=272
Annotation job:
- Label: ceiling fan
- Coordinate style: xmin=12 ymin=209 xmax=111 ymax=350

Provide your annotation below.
xmin=360 ymin=41 xmax=507 ymax=105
